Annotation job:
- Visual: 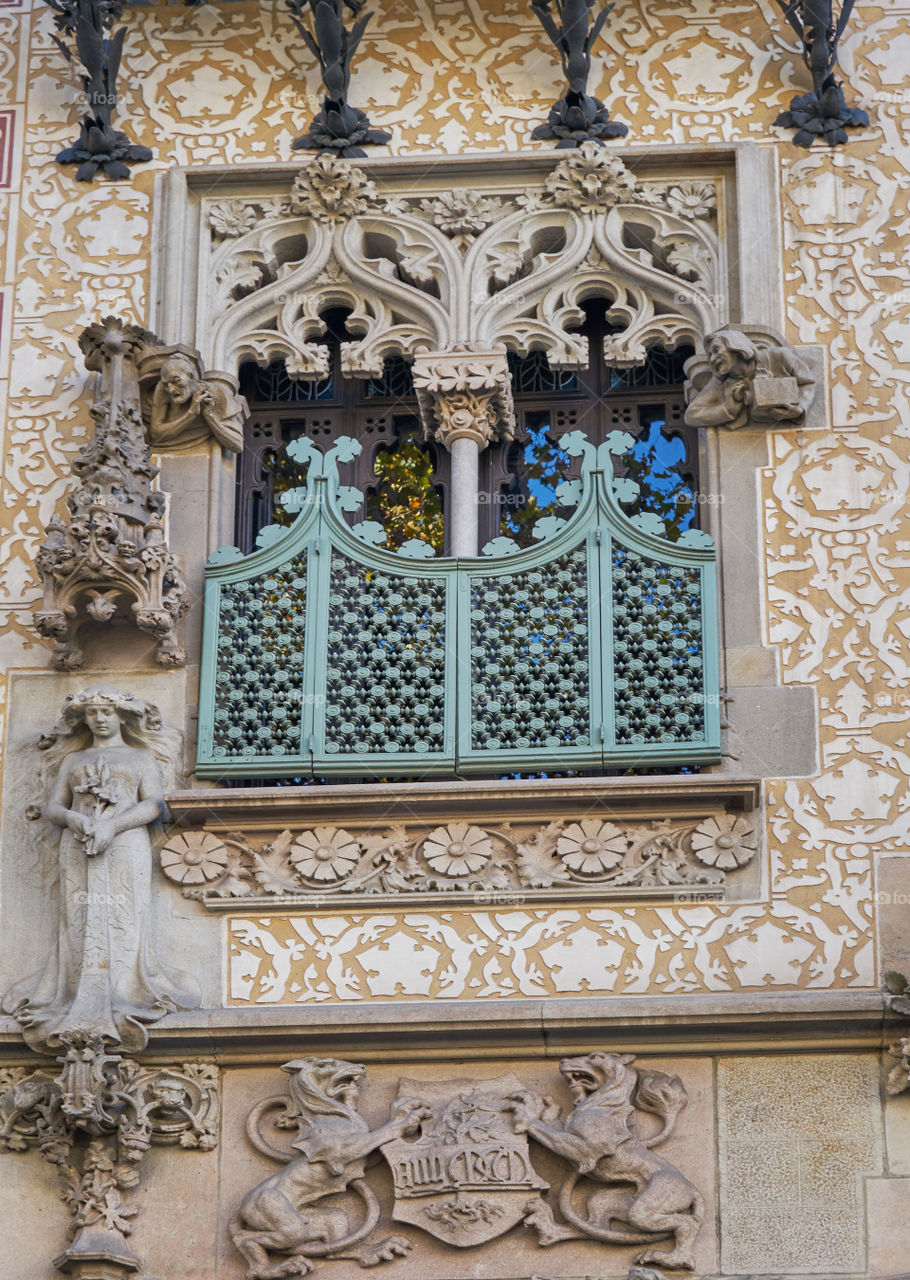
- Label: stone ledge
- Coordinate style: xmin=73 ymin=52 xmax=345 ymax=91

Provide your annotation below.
xmin=1 ymin=990 xmax=889 ymax=1064
xmin=168 ymin=774 xmax=760 ymax=826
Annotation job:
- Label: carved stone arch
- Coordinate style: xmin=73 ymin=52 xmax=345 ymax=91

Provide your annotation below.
xmin=209 ymin=216 xmax=457 ymax=381
xmin=470 ymin=201 xmax=721 ymax=370
xmin=203 ymin=151 xmax=728 ymax=394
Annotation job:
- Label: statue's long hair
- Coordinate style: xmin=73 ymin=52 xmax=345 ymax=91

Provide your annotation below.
xmin=29 ymin=684 xmax=183 ymax=818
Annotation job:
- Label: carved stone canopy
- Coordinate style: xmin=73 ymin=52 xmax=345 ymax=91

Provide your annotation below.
xmin=31 ymin=318 xmax=246 ymax=667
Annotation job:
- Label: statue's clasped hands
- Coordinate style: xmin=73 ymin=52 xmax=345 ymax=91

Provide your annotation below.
xmin=66 ymin=809 xmax=117 ymax=856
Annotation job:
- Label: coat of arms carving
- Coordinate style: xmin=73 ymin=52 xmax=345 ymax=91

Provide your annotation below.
xmin=231 ymin=1053 xmax=704 ymax=1277
xmin=381 ymin=1076 xmax=548 ymax=1246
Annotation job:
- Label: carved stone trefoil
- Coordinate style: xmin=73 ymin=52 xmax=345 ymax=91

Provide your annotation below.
xmin=0 ymin=1037 xmax=218 ymax=1280
xmin=204 ymin=152 xmax=724 ymax=387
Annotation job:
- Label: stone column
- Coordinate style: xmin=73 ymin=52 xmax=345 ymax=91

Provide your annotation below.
xmin=412 ymin=347 xmax=515 ymax=557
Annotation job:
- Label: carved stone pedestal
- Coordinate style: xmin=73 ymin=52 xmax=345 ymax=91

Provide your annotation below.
xmin=55 ymin=1226 xmax=141 ymax=1279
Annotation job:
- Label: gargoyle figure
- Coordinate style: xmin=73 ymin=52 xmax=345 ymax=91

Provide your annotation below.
xmin=231 ymin=1057 xmax=429 ymax=1279
xmin=506 ymin=1052 xmax=703 ymax=1271
xmin=137 ymin=344 xmax=247 ymax=453
xmin=530 ymin=0 xmax=628 ymax=146
xmin=771 ymin=0 xmax=868 ymax=147
xmin=684 ymin=328 xmax=815 ymax=432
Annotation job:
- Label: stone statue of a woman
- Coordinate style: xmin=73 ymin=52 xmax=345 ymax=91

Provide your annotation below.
xmin=2 ymin=685 xmax=199 ymax=1052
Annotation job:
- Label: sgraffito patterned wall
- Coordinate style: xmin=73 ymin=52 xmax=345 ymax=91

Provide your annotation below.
xmin=1 ymin=0 xmax=909 ymax=1002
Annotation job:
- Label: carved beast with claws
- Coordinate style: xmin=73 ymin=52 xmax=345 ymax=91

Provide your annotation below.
xmin=231 ymin=1057 xmax=428 ymax=1280
xmin=506 ymin=1051 xmax=703 ymax=1270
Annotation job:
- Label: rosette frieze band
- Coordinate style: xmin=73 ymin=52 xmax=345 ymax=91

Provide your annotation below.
xmin=160 ymin=778 xmax=759 ymax=908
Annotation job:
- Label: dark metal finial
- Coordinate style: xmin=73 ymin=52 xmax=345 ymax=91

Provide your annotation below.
xmin=772 ymin=0 xmax=868 ymax=146
xmin=286 ymin=0 xmax=391 ymax=157
xmin=44 ymin=0 xmax=152 ymax=181
xmin=530 ymin=0 xmax=628 ymax=148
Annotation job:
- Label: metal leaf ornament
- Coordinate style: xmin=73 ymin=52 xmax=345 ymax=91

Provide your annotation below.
xmin=286 ymin=0 xmax=391 ymax=156
xmin=772 ymin=0 xmax=869 ymax=147
xmin=46 ymin=0 xmax=152 ymax=181
xmin=530 ymin=0 xmax=628 ymax=147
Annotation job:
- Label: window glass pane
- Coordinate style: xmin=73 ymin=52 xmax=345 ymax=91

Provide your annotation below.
xmin=500 ymin=412 xmax=572 ymax=548
xmin=366 ymin=424 xmax=444 ymax=553
xmin=239 ymin=360 xmax=334 ymax=402
xmin=619 ymin=409 xmax=697 ymax=542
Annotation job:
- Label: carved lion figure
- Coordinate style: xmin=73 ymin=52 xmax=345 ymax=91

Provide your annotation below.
xmin=231 ymin=1057 xmax=427 ymax=1280
xmin=507 ymin=1051 xmax=703 ymax=1270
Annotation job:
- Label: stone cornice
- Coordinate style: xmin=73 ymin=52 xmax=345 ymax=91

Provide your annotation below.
xmin=168 ymin=775 xmax=759 ymax=828
xmin=0 ymin=990 xmax=893 ymax=1065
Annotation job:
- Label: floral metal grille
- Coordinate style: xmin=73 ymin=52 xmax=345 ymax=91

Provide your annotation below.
xmin=198 ymin=435 xmax=720 ymax=778
xmin=469 ymin=547 xmax=591 ymax=753
xmin=324 ymin=553 xmax=448 ymax=756
xmin=611 ymin=546 xmax=706 ymax=745
xmin=210 ymin=551 xmax=308 ymax=761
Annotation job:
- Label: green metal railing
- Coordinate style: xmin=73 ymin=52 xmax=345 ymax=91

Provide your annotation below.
xmin=196 ymin=433 xmax=721 ymax=778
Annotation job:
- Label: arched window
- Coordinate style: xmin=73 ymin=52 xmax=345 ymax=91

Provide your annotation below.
xmin=234 ymin=303 xmax=697 ymax=556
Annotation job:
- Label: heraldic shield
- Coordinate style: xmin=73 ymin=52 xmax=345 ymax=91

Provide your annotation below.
xmin=381 ymin=1075 xmax=548 ymax=1247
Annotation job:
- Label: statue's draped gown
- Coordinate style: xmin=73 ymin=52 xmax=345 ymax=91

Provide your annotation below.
xmin=4 ymin=747 xmax=199 ymax=1050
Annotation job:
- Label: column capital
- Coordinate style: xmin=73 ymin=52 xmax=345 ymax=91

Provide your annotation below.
xmin=412 ymin=346 xmax=515 ymax=451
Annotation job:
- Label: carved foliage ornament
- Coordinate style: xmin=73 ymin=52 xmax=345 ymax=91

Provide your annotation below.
xmin=233 ymin=1053 xmax=703 ymax=1278
xmin=158 ymin=811 xmax=757 ymax=902
xmin=206 ymin=149 xmax=723 ymax=385
xmin=412 ymin=347 xmax=516 ymax=451
xmin=771 ymin=0 xmax=869 ymax=148
xmin=0 ymin=1038 xmax=218 ymax=1277
xmin=45 ymin=0 xmax=152 ymax=182
xmin=32 ymin=318 xmax=245 ymax=668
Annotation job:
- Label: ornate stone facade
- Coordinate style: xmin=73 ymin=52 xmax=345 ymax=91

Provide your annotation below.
xmin=0 ymin=4 xmax=907 ymax=1280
